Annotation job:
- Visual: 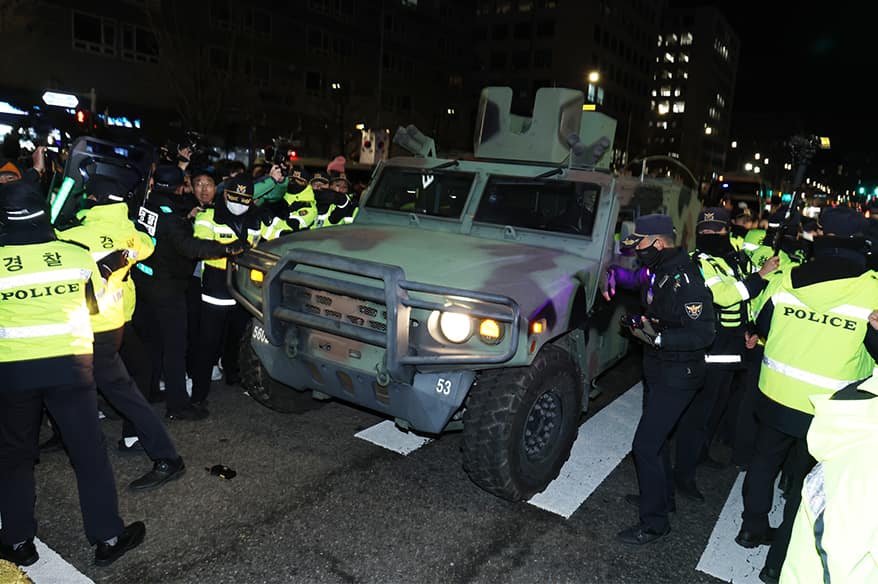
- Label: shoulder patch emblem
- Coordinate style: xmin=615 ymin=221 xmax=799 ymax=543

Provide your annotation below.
xmin=684 ymin=302 xmax=703 ymax=319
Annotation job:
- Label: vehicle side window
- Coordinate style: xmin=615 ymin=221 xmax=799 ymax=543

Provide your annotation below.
xmin=365 ymin=169 xmax=473 ymax=218
xmin=475 ymin=177 xmax=601 ymax=237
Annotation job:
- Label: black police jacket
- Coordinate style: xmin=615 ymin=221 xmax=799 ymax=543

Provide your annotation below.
xmin=132 ymin=191 xmax=228 ymax=299
xmin=641 ymin=247 xmax=716 ymax=388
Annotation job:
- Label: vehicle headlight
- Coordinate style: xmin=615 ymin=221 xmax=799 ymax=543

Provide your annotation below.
xmin=478 ymin=318 xmax=503 ymax=344
xmin=438 ymin=311 xmax=472 ymax=343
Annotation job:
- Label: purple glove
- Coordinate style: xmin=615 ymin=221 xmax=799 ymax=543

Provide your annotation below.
xmin=603 ymin=265 xmax=652 ymax=300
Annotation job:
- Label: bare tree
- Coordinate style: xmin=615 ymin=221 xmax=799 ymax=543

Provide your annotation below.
xmin=144 ymin=0 xmax=240 ymax=134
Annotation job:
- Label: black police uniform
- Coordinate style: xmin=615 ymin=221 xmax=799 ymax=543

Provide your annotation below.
xmin=131 ymin=186 xmax=233 ymax=418
xmin=630 ymin=247 xmax=715 ymax=536
xmin=674 ymin=223 xmax=767 ymax=490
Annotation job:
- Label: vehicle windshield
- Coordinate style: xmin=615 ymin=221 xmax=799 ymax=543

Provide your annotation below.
xmin=474 ymin=177 xmax=601 ymax=236
xmin=365 ymin=168 xmax=474 ymax=218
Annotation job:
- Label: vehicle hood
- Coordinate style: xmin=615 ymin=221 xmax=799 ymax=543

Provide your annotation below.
xmin=259 ymin=225 xmax=597 ymax=319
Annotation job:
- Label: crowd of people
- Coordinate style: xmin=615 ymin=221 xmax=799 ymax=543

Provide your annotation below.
xmin=0 ymin=143 xmax=359 ymax=568
xmin=2 ymin=134 xmax=878 ymax=580
xmin=607 ymin=198 xmax=878 ymax=583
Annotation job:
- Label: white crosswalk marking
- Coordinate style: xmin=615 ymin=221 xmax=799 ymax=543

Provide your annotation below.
xmin=528 ymin=382 xmax=644 ymax=518
xmin=0 ymin=518 xmax=94 ymax=583
xmin=354 ymin=420 xmax=433 ymax=455
xmin=696 ymin=472 xmax=785 ymax=583
xmin=21 ymin=539 xmax=95 ymax=583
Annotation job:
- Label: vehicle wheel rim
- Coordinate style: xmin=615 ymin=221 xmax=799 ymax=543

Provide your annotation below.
xmin=523 ymin=387 xmax=562 ymax=461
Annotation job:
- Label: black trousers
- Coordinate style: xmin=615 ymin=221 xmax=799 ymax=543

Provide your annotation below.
xmin=191 ymin=302 xmax=249 ymax=403
xmin=185 ymin=276 xmax=202 ymax=378
xmin=133 ymin=292 xmax=191 ymax=413
xmin=633 ymin=377 xmax=697 ymax=532
xmin=741 ymin=420 xmax=815 ymax=573
xmin=0 ymin=381 xmax=124 ymax=545
xmin=674 ymin=364 xmax=739 ymax=483
xmin=120 ymin=319 xmax=155 ymax=404
xmin=731 ymin=344 xmax=763 ymax=467
xmin=94 ymin=327 xmax=178 ymax=461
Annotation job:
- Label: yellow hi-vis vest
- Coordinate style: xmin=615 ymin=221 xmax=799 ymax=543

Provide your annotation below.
xmin=0 ymin=240 xmax=105 ymax=361
xmin=193 ymin=207 xmax=286 ymax=270
xmin=59 ymin=203 xmax=154 ymax=332
xmin=284 ymin=185 xmax=317 ymax=230
xmin=694 ymin=252 xmax=750 ymax=328
xmin=758 ymin=270 xmax=878 ymax=415
xmin=781 ymin=369 xmax=878 ymax=584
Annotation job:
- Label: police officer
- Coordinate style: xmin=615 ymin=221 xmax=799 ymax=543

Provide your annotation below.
xmin=737 ymin=206 xmax=878 ymax=583
xmin=611 ymin=214 xmax=716 ymax=545
xmin=280 ymin=168 xmax=318 ymax=232
xmin=58 ymin=174 xmax=185 ymax=490
xmin=131 ymin=164 xmax=244 ymax=420
xmin=310 ymin=171 xmax=355 ymax=228
xmin=673 ymin=208 xmax=778 ymax=500
xmin=782 ymin=366 xmax=878 ymax=583
xmin=190 ymin=175 xmax=287 ymax=405
xmin=0 ymin=181 xmax=144 ymax=567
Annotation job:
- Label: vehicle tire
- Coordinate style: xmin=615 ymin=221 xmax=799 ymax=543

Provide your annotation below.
xmin=239 ymin=320 xmax=323 ymax=414
xmin=461 ymin=344 xmax=582 ymax=501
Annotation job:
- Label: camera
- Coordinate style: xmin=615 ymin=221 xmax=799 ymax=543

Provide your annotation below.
xmin=159 ymin=131 xmax=218 ymax=168
xmin=621 ymin=313 xmax=643 ymax=329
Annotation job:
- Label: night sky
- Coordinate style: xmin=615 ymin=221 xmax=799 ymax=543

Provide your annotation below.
xmin=674 ymin=1 xmax=877 ymax=157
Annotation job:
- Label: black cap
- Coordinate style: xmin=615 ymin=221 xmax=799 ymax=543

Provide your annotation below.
xmin=697 ymin=207 xmax=730 ymax=232
xmin=190 ymin=167 xmax=217 ymax=184
xmin=85 ymin=174 xmax=128 ymax=203
xmin=0 ymin=180 xmax=47 ymax=217
xmin=152 ymin=164 xmax=185 ymax=193
xmin=730 ymin=204 xmax=752 ymax=222
xmin=222 ymin=175 xmax=254 ymax=204
xmin=310 ymin=171 xmax=329 ymax=188
xmin=767 ymin=204 xmax=800 ymax=229
xmin=620 ymin=213 xmax=675 ymax=249
xmin=286 ymin=167 xmax=311 ymax=195
xmin=818 ymin=207 xmax=868 ymax=238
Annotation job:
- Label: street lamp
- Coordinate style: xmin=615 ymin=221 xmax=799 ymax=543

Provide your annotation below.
xmin=587 ymin=70 xmax=600 ymax=83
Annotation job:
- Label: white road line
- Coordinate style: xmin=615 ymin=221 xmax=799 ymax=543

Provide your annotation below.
xmin=696 ymin=472 xmax=784 ymax=583
xmin=528 ymin=382 xmax=644 ymax=518
xmin=355 ymin=420 xmax=433 ymax=455
xmin=21 ymin=538 xmax=95 ymax=583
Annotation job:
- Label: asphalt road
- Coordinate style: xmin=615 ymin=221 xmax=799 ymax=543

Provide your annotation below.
xmin=21 ymin=349 xmax=762 ymax=584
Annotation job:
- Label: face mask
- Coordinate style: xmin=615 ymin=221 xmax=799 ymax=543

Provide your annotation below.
xmin=226 ymin=201 xmax=249 ymax=216
xmin=696 ymin=233 xmax=734 ymax=256
xmin=729 ymin=224 xmax=748 ymax=239
xmin=635 ymin=240 xmax=662 ymax=268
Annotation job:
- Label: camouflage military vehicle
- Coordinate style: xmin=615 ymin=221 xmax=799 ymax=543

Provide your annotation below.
xmin=229 ymin=87 xmax=700 ymax=501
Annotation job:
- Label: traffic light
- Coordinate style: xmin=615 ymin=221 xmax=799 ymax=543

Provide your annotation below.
xmin=75 ymin=109 xmax=88 ymax=125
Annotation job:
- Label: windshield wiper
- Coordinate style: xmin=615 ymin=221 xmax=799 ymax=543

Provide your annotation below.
xmin=535 ymin=166 xmax=564 ymax=179
xmin=430 ymin=159 xmax=459 ymax=171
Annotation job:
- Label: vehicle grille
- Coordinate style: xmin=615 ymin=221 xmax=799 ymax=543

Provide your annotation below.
xmin=284 ymin=284 xmax=388 ymax=333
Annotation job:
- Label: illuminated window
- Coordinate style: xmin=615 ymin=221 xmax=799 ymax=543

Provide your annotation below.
xmin=673 ymin=88 xmax=681 ymax=97
xmin=668 ymin=33 xmax=678 ymax=45
xmin=657 ymin=101 xmax=670 ymax=115
xmin=672 ymin=101 xmax=685 ymax=113
xmin=704 ymin=126 xmax=713 ymax=135
xmin=716 ymin=93 xmax=726 ymax=107
xmin=681 ymin=32 xmax=693 ymax=45
xmin=708 ymin=107 xmax=719 ymax=120
xmin=680 ymin=53 xmax=689 ymax=63
xmin=660 ymin=86 xmax=671 ymax=96
xmin=681 ymin=71 xmax=688 ymax=79
xmin=663 ymin=52 xmax=675 ymax=63
xmin=660 ymin=70 xmax=673 ymax=80
xmin=657 ymin=34 xmax=663 ymax=47
xmin=657 ymin=121 xmax=668 ymax=130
